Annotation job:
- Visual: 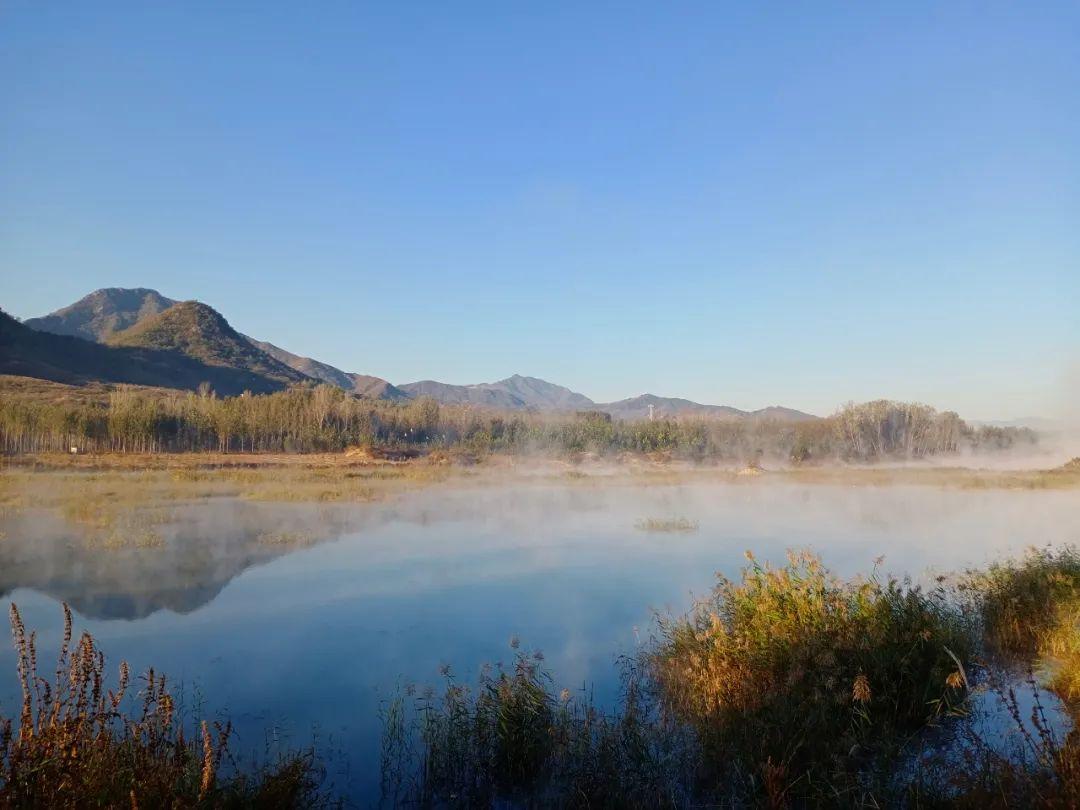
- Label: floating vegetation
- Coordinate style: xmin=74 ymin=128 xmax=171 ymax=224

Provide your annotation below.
xmin=256 ymin=530 xmax=318 ymax=547
xmin=96 ymin=527 xmax=165 ymax=550
xmin=634 ymin=517 xmax=700 ymax=533
xmin=240 ymin=484 xmax=378 ymax=503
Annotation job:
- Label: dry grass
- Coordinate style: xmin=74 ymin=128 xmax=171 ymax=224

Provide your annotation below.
xmin=6 ymin=448 xmax=1080 ymax=491
xmin=0 ymin=461 xmax=464 ymax=535
xmin=785 ymin=463 xmax=1080 ymax=491
xmin=1 ymin=603 xmax=327 ymax=807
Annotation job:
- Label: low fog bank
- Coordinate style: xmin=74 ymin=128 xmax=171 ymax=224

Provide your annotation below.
xmin=960 ymin=427 xmax=1080 ymax=470
xmin=829 ymin=427 xmax=1080 ymax=472
xmin=3 ymin=476 xmax=1077 ymax=622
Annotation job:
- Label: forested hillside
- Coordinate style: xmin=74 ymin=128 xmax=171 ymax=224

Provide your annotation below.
xmin=0 ymin=312 xmax=293 ymax=396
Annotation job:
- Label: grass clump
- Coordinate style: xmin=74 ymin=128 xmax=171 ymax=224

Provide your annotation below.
xmin=935 ymin=547 xmax=1080 ymax=807
xmin=385 ymin=553 xmax=976 ymax=807
xmin=1 ymin=603 xmax=328 ymax=808
xmin=651 ymin=551 xmax=971 ymax=804
xmin=964 ymin=546 xmax=1080 ymax=657
xmin=963 ymin=545 xmax=1080 ymax=702
xmin=382 ymin=644 xmax=694 ymax=808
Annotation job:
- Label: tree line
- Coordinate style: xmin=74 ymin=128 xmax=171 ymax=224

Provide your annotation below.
xmin=0 ymin=384 xmax=1036 ymax=462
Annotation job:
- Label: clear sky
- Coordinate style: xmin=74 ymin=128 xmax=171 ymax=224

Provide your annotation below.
xmin=2 ymin=2 xmax=1077 ymax=419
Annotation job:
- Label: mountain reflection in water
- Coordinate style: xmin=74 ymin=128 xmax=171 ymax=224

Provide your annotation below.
xmin=0 ymin=501 xmax=356 ymax=619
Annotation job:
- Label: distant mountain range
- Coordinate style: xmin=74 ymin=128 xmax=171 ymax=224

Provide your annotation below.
xmin=6 ymin=287 xmax=818 ymax=421
xmin=595 ymin=394 xmax=816 ymax=422
xmin=249 ymin=338 xmax=410 ymax=401
xmin=15 ymin=288 xmax=405 ymax=400
xmin=399 ymin=375 xmax=594 ymax=411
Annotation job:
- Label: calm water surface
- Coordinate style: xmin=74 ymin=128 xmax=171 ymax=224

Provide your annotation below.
xmin=2 ymin=481 xmax=1079 ymax=801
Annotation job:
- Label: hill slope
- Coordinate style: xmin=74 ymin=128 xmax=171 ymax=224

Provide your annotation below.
xmin=478 ymin=374 xmax=594 ymax=410
xmin=24 ymin=288 xmax=177 ymax=342
xmin=599 ymin=394 xmax=818 ymax=422
xmin=748 ymin=405 xmax=819 ymax=423
xmin=250 ymin=338 xmax=410 ymax=401
xmin=0 ymin=310 xmax=292 ymax=395
xmin=348 ymin=374 xmax=411 ymax=400
xmin=399 ymin=375 xmax=594 ymax=411
xmin=107 ymin=302 xmax=309 ymax=389
xmin=598 ymin=394 xmax=747 ymax=421
xmin=399 ymin=380 xmax=526 ymax=409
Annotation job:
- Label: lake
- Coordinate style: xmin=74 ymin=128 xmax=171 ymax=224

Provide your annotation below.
xmin=2 ymin=479 xmax=1078 ymax=801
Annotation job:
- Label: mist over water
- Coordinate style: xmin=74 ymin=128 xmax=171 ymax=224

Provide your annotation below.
xmin=2 ymin=480 xmax=1079 ymax=799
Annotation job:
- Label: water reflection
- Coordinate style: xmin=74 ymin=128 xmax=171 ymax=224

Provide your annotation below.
xmin=1 ymin=481 xmax=1078 ymax=800
xmin=0 ymin=502 xmax=356 ymax=619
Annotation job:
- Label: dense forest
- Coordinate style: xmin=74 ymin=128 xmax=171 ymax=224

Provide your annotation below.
xmin=0 ymin=383 xmax=1036 ymax=462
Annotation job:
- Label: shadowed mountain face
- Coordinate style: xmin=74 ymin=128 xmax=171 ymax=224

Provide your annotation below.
xmin=399 ymin=375 xmax=594 ymax=411
xmin=106 ymin=301 xmax=309 ymax=389
xmin=250 ymin=338 xmax=410 ymax=401
xmin=23 ymin=288 xmax=178 ymax=342
xmin=0 ymin=310 xmax=295 ymax=396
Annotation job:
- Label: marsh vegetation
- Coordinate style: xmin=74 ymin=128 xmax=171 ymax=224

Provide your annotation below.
xmin=383 ymin=549 xmax=1080 ymax=808
xmin=8 ymin=543 xmax=1080 ymax=806
xmin=1 ymin=604 xmax=325 ymax=808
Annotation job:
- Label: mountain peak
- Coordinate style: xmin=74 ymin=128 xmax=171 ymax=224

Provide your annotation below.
xmin=400 ymin=375 xmax=594 ymax=411
xmin=107 ymin=301 xmax=308 ymax=387
xmin=24 ymin=288 xmax=177 ymax=342
xmin=598 ymin=394 xmax=747 ymax=421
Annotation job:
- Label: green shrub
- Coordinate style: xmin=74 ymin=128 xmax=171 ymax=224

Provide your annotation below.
xmin=651 ymin=551 xmax=971 ymax=802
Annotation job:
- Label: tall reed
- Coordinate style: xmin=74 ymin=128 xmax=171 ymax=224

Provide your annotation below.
xmin=1 ymin=603 xmax=326 ymax=807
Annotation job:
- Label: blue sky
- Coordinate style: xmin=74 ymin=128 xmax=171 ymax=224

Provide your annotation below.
xmin=2 ymin=2 xmax=1077 ymax=418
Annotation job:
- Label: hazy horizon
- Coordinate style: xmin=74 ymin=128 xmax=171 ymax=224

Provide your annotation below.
xmin=3 ymin=3 xmax=1077 ymax=420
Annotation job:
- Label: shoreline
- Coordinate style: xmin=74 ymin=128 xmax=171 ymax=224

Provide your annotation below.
xmin=3 ymin=450 xmax=1078 ymax=492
